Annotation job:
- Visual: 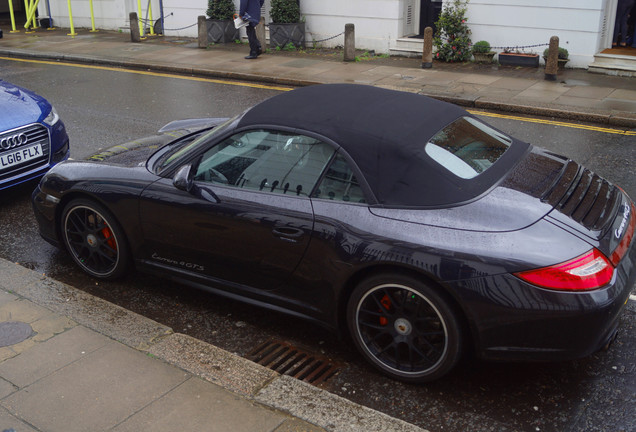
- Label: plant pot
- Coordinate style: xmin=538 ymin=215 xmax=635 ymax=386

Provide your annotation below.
xmin=473 ymin=52 xmax=496 ymax=63
xmin=498 ymin=52 xmax=540 ymax=68
xmin=269 ymin=22 xmax=305 ymax=49
xmin=206 ymin=19 xmax=239 ymax=44
xmin=542 ymin=56 xmax=569 ymax=70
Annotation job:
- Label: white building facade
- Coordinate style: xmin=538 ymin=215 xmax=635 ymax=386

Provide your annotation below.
xmin=36 ymin=0 xmax=621 ymax=68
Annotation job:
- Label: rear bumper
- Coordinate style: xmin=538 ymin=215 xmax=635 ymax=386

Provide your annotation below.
xmin=460 ymin=236 xmax=635 ymax=362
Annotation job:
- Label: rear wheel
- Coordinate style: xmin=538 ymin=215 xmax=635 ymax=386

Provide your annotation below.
xmin=347 ymin=273 xmax=462 ymax=383
xmin=61 ymin=199 xmax=129 ymax=280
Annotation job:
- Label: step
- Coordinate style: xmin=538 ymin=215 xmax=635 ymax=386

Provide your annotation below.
xmin=390 ymin=37 xmax=424 ymax=56
xmin=587 ymin=53 xmax=636 ymax=76
xmin=587 ymin=63 xmax=636 ymax=77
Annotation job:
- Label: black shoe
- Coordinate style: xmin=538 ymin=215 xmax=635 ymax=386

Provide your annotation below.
xmin=257 ymin=48 xmax=263 ymax=56
xmin=245 ymin=54 xmax=258 ymax=59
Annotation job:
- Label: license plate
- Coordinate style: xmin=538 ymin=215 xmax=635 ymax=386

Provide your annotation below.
xmin=0 ymin=144 xmax=43 ymax=170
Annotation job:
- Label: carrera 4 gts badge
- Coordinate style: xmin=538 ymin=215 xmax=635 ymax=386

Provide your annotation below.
xmin=152 ymin=253 xmax=205 ymax=271
xmin=615 ymin=204 xmax=631 ymax=240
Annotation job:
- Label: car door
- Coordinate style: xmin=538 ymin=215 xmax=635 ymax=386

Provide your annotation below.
xmin=139 ymin=128 xmax=336 ymax=291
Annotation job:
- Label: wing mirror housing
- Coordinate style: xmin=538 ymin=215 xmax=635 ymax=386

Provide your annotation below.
xmin=173 ymin=164 xmax=220 ymax=203
xmin=173 ymin=164 xmax=194 ymax=192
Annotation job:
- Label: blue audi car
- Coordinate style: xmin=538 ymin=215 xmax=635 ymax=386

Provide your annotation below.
xmin=0 ymin=80 xmax=69 ymax=191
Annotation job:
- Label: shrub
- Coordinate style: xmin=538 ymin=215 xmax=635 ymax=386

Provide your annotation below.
xmin=472 ymin=40 xmax=491 ymax=54
xmin=206 ymin=0 xmax=235 ymax=21
xmin=270 ymin=0 xmax=300 ymax=24
xmin=433 ymin=0 xmax=472 ymax=62
xmin=542 ymin=47 xmax=569 ymax=59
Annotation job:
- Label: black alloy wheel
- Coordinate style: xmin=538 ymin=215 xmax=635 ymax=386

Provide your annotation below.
xmin=347 ymin=273 xmax=462 ymax=382
xmin=61 ymin=199 xmax=129 ymax=280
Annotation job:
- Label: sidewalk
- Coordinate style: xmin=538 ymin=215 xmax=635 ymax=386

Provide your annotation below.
xmin=0 ymin=27 xmax=635 ymax=127
xmin=0 ymin=258 xmax=424 ymax=432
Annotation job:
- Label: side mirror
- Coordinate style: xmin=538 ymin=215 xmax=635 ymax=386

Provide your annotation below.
xmin=173 ymin=164 xmax=220 ymax=203
xmin=173 ymin=164 xmax=194 ymax=192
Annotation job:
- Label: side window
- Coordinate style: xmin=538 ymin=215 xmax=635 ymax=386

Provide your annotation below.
xmin=312 ymin=153 xmax=366 ymax=203
xmin=193 ymin=129 xmax=336 ymax=196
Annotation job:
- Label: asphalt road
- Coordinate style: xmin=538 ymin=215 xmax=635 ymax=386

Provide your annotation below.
xmin=1 ymin=59 xmax=635 ymax=432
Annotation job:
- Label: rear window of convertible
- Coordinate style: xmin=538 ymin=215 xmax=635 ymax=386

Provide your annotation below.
xmin=425 ymin=116 xmax=512 ymax=179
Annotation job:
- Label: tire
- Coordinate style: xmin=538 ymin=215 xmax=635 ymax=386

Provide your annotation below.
xmin=61 ymin=198 xmax=130 ymax=280
xmin=347 ymin=273 xmax=462 ymax=383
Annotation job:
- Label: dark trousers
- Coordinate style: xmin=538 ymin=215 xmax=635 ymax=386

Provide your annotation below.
xmin=246 ymin=24 xmax=261 ymax=55
xmin=614 ymin=0 xmax=635 ymax=44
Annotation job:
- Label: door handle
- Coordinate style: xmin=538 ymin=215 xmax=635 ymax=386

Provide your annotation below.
xmin=272 ymin=227 xmax=304 ymax=239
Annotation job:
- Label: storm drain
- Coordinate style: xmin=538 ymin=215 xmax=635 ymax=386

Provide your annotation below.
xmin=246 ymin=340 xmax=341 ymax=385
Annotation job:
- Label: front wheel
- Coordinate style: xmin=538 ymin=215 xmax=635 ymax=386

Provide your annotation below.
xmin=347 ymin=273 xmax=463 ymax=383
xmin=61 ymin=198 xmax=129 ymax=280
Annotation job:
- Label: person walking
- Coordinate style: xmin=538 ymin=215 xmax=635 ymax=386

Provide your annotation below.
xmin=613 ymin=0 xmax=635 ymax=46
xmin=240 ymin=0 xmax=264 ymax=59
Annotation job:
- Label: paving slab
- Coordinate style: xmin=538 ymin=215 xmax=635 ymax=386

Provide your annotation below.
xmin=0 ymin=408 xmax=38 ymax=432
xmin=562 ymin=85 xmax=615 ymax=99
xmin=0 ymin=326 xmax=104 ymax=388
xmin=113 ymin=377 xmax=286 ymax=432
xmin=2 ymin=338 xmax=189 ymax=432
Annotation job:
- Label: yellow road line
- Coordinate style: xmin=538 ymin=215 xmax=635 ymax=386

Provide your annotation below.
xmin=2 ymin=55 xmax=634 ymax=136
xmin=0 ymin=55 xmax=295 ymax=91
xmin=469 ymin=109 xmax=636 ymax=136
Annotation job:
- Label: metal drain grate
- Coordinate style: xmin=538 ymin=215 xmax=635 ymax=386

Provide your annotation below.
xmin=246 ymin=340 xmax=341 ymax=385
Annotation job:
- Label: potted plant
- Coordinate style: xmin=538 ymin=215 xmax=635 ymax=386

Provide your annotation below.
xmin=472 ymin=40 xmax=495 ymax=63
xmin=542 ymin=47 xmax=569 ymax=69
xmin=269 ymin=0 xmax=305 ymax=49
xmin=206 ymin=0 xmax=240 ymax=44
xmin=433 ymin=0 xmax=472 ymax=62
xmin=498 ymin=48 xmax=540 ymax=67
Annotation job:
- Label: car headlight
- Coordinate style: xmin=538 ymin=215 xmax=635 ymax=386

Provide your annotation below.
xmin=43 ymin=106 xmax=59 ymax=126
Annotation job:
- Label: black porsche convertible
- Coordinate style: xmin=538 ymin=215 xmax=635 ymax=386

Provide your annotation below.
xmin=32 ymin=84 xmax=635 ymax=382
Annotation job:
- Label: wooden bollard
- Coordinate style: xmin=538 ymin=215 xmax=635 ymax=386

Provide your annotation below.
xmin=422 ymin=27 xmax=433 ymax=68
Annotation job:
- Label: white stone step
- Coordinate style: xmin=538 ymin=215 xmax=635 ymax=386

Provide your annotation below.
xmin=588 ymin=53 xmax=636 ymax=77
xmin=389 ymin=38 xmax=424 ymax=57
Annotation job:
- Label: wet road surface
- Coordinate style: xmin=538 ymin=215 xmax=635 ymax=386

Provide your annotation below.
xmin=1 ymin=59 xmax=635 ymax=432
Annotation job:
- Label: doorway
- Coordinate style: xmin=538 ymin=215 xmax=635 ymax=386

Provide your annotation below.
xmin=418 ymin=0 xmax=443 ymax=36
xmin=603 ymin=0 xmax=636 ymax=56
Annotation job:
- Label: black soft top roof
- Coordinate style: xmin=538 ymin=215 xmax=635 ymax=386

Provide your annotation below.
xmin=238 ymin=84 xmax=527 ymax=207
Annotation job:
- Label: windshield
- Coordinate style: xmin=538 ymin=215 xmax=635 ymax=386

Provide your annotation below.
xmin=425 ymin=116 xmax=512 ymax=179
xmin=155 ymin=115 xmax=239 ymax=173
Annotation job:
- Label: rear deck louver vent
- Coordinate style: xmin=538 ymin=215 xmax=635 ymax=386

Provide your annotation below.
xmin=543 ymin=162 xmax=620 ymax=232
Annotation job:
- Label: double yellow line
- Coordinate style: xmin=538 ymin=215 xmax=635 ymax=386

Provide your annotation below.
xmin=1 ymin=55 xmax=634 ymax=136
xmin=0 ymin=56 xmax=294 ymax=92
xmin=470 ymin=110 xmax=636 ymax=136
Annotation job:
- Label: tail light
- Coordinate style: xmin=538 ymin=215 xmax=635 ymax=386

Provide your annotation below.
xmin=609 ymin=202 xmax=635 ymax=266
xmin=515 ymin=248 xmax=613 ymax=291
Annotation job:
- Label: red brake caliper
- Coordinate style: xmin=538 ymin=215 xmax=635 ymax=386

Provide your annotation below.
xmin=379 ymin=294 xmax=391 ymax=326
xmin=101 ymin=227 xmax=116 ymax=250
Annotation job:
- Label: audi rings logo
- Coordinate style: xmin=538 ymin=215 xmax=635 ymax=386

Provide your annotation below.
xmin=0 ymin=133 xmax=28 ymax=150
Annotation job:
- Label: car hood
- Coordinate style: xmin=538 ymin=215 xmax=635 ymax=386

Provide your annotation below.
xmin=0 ymin=80 xmax=51 ymax=130
xmin=370 ymin=146 xmax=622 ymax=235
xmin=87 ymin=118 xmax=228 ymax=167
xmin=41 ymin=160 xmax=157 ymax=194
